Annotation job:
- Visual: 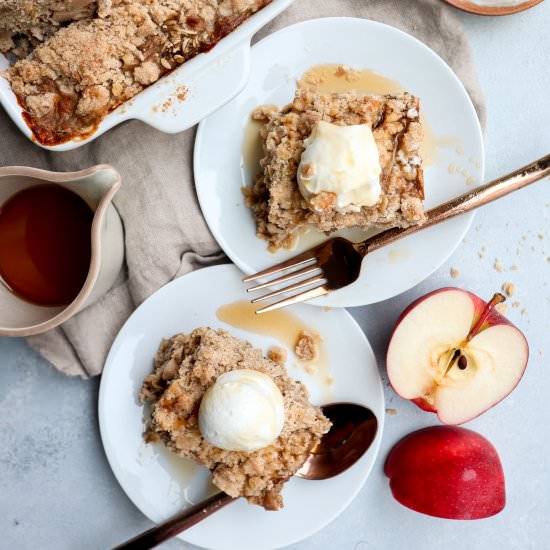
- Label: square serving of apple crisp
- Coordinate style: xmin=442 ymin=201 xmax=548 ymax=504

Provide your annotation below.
xmin=244 ymin=83 xmax=425 ymax=250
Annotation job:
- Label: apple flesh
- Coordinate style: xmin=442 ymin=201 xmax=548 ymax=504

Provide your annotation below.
xmin=385 ymin=426 xmax=505 ymax=520
xmin=387 ymin=288 xmax=529 ymax=425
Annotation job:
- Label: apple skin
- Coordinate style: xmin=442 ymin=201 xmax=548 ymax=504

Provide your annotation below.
xmin=411 ymin=397 xmax=437 ymax=413
xmin=387 ymin=287 xmax=529 ymax=425
xmin=385 ymin=426 xmax=505 ymax=520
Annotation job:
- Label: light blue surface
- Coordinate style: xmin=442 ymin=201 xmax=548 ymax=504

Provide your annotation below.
xmin=1 ymin=3 xmax=549 ymax=549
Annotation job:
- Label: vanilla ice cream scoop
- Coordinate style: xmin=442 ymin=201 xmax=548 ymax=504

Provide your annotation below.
xmin=198 ymin=369 xmax=285 ymax=452
xmin=297 ymin=121 xmax=382 ymax=213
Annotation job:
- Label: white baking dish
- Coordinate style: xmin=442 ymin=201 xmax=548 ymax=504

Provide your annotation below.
xmin=0 ymin=0 xmax=294 ymax=151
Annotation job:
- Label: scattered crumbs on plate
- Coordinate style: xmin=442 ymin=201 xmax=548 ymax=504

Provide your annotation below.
xmin=385 ymin=408 xmax=398 ymax=415
xmin=510 ymin=264 xmax=518 ymax=271
xmin=494 ymin=259 xmax=505 ymax=272
xmin=520 ymin=308 xmax=527 ymax=315
xmin=502 ymin=282 xmax=516 ymax=297
xmin=456 ymin=146 xmax=464 ymax=155
xmin=325 ymin=376 xmax=334 ymax=386
xmin=495 ymin=303 xmax=508 ymax=315
xmin=450 ymin=267 xmax=459 ymax=278
xmin=512 ymin=301 xmax=521 ymax=308
xmin=323 ymin=306 xmax=332 ymax=312
xmin=538 ymin=234 xmax=545 ymax=240
xmin=547 ymin=257 xmax=550 ymax=262
xmin=304 ymin=363 xmax=317 ymax=375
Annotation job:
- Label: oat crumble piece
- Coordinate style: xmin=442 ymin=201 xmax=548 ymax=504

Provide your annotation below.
xmin=450 ymin=267 xmax=459 ymax=278
xmin=267 ymin=346 xmax=287 ymax=366
xmin=294 ymin=330 xmax=321 ymax=362
xmin=140 ymin=327 xmax=331 ymax=511
xmin=244 ymin=76 xmax=425 ymax=250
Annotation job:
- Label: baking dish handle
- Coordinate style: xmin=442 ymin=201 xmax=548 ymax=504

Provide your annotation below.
xmin=134 ymin=40 xmax=252 ymax=134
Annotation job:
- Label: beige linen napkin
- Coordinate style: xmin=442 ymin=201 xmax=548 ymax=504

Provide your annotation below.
xmin=0 ymin=0 xmax=485 ymax=377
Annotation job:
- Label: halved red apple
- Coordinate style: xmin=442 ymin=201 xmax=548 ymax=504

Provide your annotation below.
xmin=385 ymin=426 xmax=505 ymax=519
xmin=387 ymin=288 xmax=529 ymax=425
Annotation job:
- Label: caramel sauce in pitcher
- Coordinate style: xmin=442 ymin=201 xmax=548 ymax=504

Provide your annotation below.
xmin=0 ymin=184 xmax=94 ymax=306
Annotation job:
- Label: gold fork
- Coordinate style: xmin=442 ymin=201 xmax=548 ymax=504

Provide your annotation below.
xmin=244 ymin=154 xmax=550 ymax=313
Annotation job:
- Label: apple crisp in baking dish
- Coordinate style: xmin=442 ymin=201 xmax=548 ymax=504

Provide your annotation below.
xmin=140 ymin=327 xmax=331 ymax=510
xmin=244 ymin=76 xmax=425 ymax=251
xmin=1 ymin=0 xmax=271 ymax=145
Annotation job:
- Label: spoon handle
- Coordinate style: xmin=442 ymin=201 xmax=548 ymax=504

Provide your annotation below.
xmin=113 ymin=491 xmax=234 ymax=550
xmin=363 ymin=153 xmax=550 ymax=254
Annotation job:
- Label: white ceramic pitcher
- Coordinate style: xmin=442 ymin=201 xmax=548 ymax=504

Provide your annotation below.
xmin=0 ymin=164 xmax=124 ymax=336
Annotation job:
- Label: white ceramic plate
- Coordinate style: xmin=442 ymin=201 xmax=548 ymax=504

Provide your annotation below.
xmin=98 ymin=264 xmax=384 ymax=550
xmin=194 ymin=17 xmax=485 ymax=308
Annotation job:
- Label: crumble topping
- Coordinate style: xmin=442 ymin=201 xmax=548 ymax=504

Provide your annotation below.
xmin=244 ymin=82 xmax=425 ymax=250
xmin=0 ymin=0 xmax=100 ymax=56
xmin=140 ymin=327 xmax=331 ymax=510
xmin=294 ymin=330 xmax=321 ymax=362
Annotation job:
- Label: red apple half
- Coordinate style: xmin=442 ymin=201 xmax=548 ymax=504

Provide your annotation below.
xmin=387 ymin=288 xmax=529 ymax=425
xmin=385 ymin=426 xmax=506 ymax=520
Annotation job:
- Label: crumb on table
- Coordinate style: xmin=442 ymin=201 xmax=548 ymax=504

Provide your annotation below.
xmin=502 ymin=282 xmax=516 ymax=297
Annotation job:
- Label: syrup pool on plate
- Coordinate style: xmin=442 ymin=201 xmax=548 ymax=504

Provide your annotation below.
xmin=217 ymin=300 xmax=333 ymax=400
xmin=0 ymin=184 xmax=94 ymax=307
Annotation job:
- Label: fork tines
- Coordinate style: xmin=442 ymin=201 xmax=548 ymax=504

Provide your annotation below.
xmin=243 ymin=250 xmax=328 ymax=313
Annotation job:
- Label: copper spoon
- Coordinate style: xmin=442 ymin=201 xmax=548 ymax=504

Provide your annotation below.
xmin=114 ymin=402 xmax=377 ymax=550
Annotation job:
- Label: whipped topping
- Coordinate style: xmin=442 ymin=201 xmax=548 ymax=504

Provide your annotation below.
xmin=198 ymin=369 xmax=285 ymax=452
xmin=297 ymin=121 xmax=382 ymax=213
